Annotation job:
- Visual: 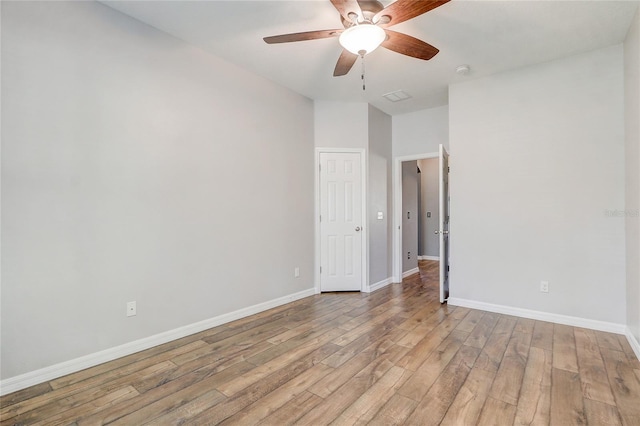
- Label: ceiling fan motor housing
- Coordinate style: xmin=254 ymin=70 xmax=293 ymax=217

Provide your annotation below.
xmin=341 ymin=0 xmax=386 ymax=27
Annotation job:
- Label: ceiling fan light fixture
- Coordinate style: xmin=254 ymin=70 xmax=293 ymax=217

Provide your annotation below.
xmin=339 ymin=23 xmax=386 ymax=56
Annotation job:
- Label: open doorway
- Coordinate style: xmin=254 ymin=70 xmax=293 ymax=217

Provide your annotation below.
xmin=400 ymin=159 xmax=439 ymax=276
xmin=393 ymin=146 xmax=449 ymax=302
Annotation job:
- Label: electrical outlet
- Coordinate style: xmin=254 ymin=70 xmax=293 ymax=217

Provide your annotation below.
xmin=540 ymin=281 xmax=549 ymax=293
xmin=127 ymin=301 xmax=137 ymax=317
xmin=407 ymin=251 xmax=411 ymax=259
xmin=294 ymin=267 xmax=300 ymax=278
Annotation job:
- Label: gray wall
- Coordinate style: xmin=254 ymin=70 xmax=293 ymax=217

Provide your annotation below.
xmin=393 ymin=106 xmax=449 ymax=158
xmin=625 ymin=7 xmax=640 ymax=344
xmin=418 ymin=158 xmax=439 ymax=258
xmin=402 ymin=161 xmax=419 ymax=273
xmin=449 ymin=45 xmax=626 ymax=324
xmin=368 ymin=105 xmax=393 ymax=285
xmin=1 ymin=1 xmax=315 ymax=379
xmin=314 ymin=101 xmax=368 ymax=149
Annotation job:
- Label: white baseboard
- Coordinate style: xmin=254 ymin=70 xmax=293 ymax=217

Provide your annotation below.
xmin=447 ymin=297 xmax=627 ymax=335
xmin=402 ymin=267 xmax=420 ymax=279
xmin=0 ymin=287 xmax=316 ymax=396
xmin=418 ymin=256 xmax=439 ymax=261
xmin=626 ymin=328 xmax=640 ymax=361
xmin=365 ymin=277 xmax=393 ymax=293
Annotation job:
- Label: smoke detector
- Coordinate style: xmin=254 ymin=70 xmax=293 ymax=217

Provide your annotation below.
xmin=456 ymin=65 xmax=471 ymax=75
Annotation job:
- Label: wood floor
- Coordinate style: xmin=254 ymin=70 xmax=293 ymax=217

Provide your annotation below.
xmin=2 ymin=260 xmax=640 ymax=425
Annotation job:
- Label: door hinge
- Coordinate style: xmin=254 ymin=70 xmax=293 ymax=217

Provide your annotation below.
xmin=320 ymin=266 xmax=322 ymax=274
xmin=319 ymin=215 xmax=322 ymax=222
xmin=447 ymin=265 xmax=450 ymax=272
xmin=319 ymin=164 xmax=321 ymax=172
xmin=448 ymin=166 xmax=450 ymax=173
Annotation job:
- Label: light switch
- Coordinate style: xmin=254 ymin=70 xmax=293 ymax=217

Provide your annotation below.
xmin=427 ymin=212 xmax=431 ymax=218
xmin=377 ymin=211 xmax=384 ymax=220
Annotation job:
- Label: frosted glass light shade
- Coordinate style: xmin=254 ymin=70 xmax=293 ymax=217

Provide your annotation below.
xmin=339 ymin=24 xmax=386 ymax=55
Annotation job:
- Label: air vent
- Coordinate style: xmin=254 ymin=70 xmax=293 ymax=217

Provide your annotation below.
xmin=382 ymin=90 xmax=412 ymax=102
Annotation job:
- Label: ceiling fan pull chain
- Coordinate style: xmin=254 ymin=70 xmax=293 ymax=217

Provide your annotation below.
xmin=360 ymin=51 xmax=366 ymax=91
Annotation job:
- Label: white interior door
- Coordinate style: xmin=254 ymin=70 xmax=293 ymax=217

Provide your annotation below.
xmin=439 ymin=145 xmax=450 ymax=303
xmin=320 ymin=152 xmax=363 ymax=292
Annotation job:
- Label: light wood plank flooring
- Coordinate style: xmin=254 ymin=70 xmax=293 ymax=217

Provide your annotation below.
xmin=2 ymin=260 xmax=639 ymax=425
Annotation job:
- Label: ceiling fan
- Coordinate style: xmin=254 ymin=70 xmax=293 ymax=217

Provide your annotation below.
xmin=264 ymin=0 xmax=450 ymax=77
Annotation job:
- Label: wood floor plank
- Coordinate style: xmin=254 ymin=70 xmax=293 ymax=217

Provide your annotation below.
xmin=488 ymin=323 xmax=532 ymax=406
xmin=267 ymin=305 xmax=353 ymax=345
xmin=0 ymin=382 xmax=52 ymax=409
xmin=396 ymin=301 xmax=441 ymax=332
xmin=531 ymin=320 xmax=554 ymax=351
xmin=596 ymin=330 xmax=624 ymax=352
xmin=440 ymin=366 xmax=496 ymax=426
xmin=406 ymin=344 xmax=480 ymax=425
xmin=217 ymin=363 xmax=333 ymax=425
xmin=107 ymin=380 xmax=227 ymax=425
xmin=455 ymin=310 xmax=485 ymax=333
xmin=396 ymin=311 xmax=468 ymax=371
xmin=464 ymin=312 xmax=499 ymax=349
xmin=218 ymin=328 xmax=343 ymax=396
xmin=473 ymin=319 xmax=514 ymax=374
xmin=246 ymin=318 xmax=345 ymax=367
xmin=600 ymin=347 xmax=640 ymax=425
xmin=574 ymin=327 xmax=617 ymax=405
xmin=395 ymin=307 xmax=450 ymax=348
xmin=132 ymin=339 xmax=275 ymax=395
xmin=550 ymin=367 xmax=587 ymax=425
xmin=48 ymin=340 xmax=208 ymax=391
xmin=367 ymin=393 xmax=418 ymax=426
xmin=514 ymin=347 xmax=552 ymax=426
xmin=188 ymin=342 xmax=342 ymax=425
xmin=1 ymin=361 xmax=176 ymax=424
xmin=584 ymin=398 xmax=623 ymax=426
xmin=332 ymin=306 xmax=405 ymax=346
xmin=396 ymin=330 xmax=469 ymax=401
xmin=297 ymin=353 xmax=399 ymax=425
xmin=75 ymin=360 xmax=256 ymax=426
xmin=477 ymin=396 xmax=517 ymax=426
xmin=329 ymin=365 xmax=409 ymax=425
xmin=140 ymin=388 xmax=225 ymax=426
xmin=33 ymin=386 xmax=140 ymax=426
xmin=309 ymin=339 xmax=402 ymax=399
xmin=260 ymin=391 xmax=324 ymax=426
xmin=553 ymin=323 xmax=579 ymax=373
xmin=617 ymin=335 xmax=640 ymax=369
xmin=322 ymin=326 xmax=398 ymax=369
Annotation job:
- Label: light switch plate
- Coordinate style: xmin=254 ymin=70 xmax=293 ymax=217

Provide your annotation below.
xmin=377 ymin=211 xmax=384 ymax=220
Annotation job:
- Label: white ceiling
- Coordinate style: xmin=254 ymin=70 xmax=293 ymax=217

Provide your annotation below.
xmin=102 ymin=0 xmax=638 ymax=115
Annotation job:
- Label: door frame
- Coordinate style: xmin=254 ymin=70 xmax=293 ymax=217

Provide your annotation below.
xmin=392 ymin=152 xmax=438 ymax=283
xmin=315 ymin=148 xmax=368 ymax=294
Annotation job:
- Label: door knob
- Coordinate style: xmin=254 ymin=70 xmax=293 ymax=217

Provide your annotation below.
xmin=443 ymin=230 xmax=449 ymax=235
xmin=355 ymin=226 xmax=361 ymax=232
xmin=434 ymin=230 xmax=439 ymax=235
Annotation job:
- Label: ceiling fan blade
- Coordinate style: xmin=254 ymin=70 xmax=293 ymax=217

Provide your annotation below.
xmin=330 ymin=0 xmax=363 ymax=24
xmin=381 ymin=30 xmax=439 ymax=60
xmin=264 ymin=29 xmax=343 ymax=44
xmin=334 ymin=49 xmax=359 ymax=76
xmin=374 ymin=0 xmax=450 ymax=28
